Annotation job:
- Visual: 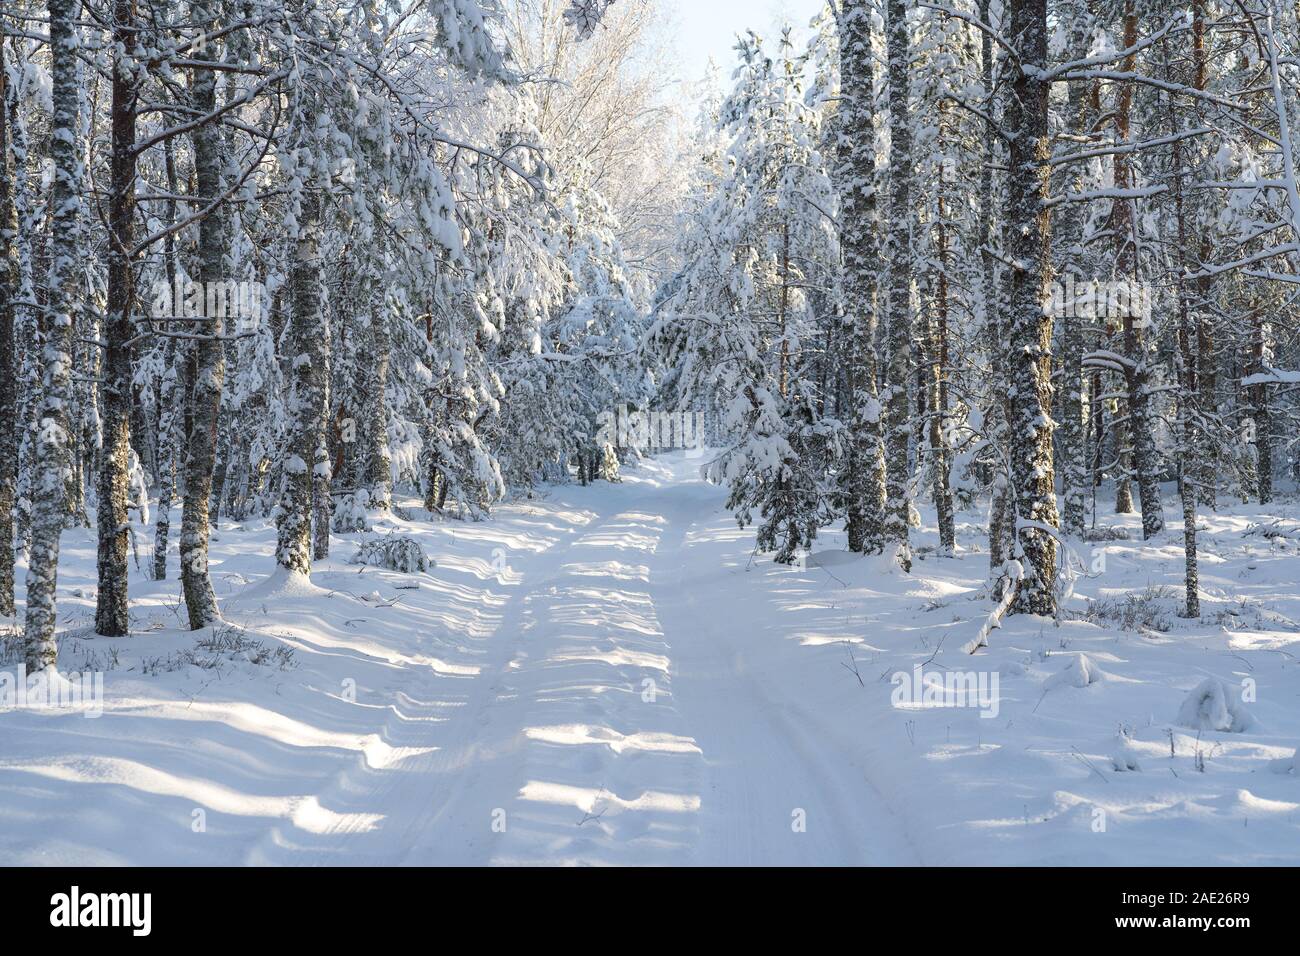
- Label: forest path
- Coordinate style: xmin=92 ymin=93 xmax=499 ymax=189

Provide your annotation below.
xmin=262 ymin=452 xmax=916 ymax=865
xmin=639 ymin=461 xmax=917 ymax=864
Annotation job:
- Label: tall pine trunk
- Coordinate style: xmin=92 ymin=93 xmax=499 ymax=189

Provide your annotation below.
xmin=1005 ymin=0 xmax=1059 ymax=616
xmin=1112 ymin=8 xmax=1164 ymax=539
xmin=361 ymin=300 xmax=393 ymax=510
xmin=95 ymin=0 xmax=140 ymax=636
xmin=0 ymin=40 xmax=17 ymax=617
xmin=883 ymin=0 xmax=913 ymax=571
xmin=277 ymin=186 xmax=326 ymax=573
xmin=929 ymin=205 xmax=954 ymax=554
xmin=152 ymin=140 xmax=181 ymax=581
xmin=978 ymin=0 xmax=1013 ymax=578
xmin=835 ymin=0 xmax=887 ymax=554
xmin=1171 ymin=130 xmax=1201 ymax=619
xmin=1056 ymin=0 xmax=1092 ymax=537
xmin=180 ymin=0 xmax=226 ymax=627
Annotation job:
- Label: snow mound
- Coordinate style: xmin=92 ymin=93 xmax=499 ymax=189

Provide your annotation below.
xmin=1176 ymin=678 xmax=1254 ymax=733
xmin=807 ymin=549 xmax=858 ymax=568
xmin=1111 ymin=750 xmax=1142 ymax=772
xmin=229 ymin=567 xmax=323 ymax=604
xmin=1269 ymin=748 xmax=1298 ymax=775
xmin=1044 ymin=653 xmax=1102 ymax=690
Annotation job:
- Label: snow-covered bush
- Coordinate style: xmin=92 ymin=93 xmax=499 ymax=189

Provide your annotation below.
xmin=1111 ymin=749 xmax=1142 ymax=772
xmin=1176 ymin=678 xmax=1254 ymax=733
xmin=0 ymin=625 xmax=22 ymax=666
xmin=1081 ymin=526 xmax=1130 ymax=542
xmin=332 ymin=491 xmax=373 ymax=533
xmin=350 ymin=534 xmax=433 ymax=573
xmin=598 ymin=442 xmax=621 ymax=482
xmin=1045 ymin=652 xmax=1102 ymax=689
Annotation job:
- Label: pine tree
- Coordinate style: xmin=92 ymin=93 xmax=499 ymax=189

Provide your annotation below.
xmin=180 ymin=0 xmax=229 ymax=625
xmin=1003 ymin=0 xmax=1059 ymax=616
xmin=882 ymin=0 xmax=914 ymax=571
xmin=94 ymin=0 xmax=141 ymax=636
xmin=833 ymin=0 xmax=887 ymax=555
xmin=0 ymin=38 xmax=17 ymax=618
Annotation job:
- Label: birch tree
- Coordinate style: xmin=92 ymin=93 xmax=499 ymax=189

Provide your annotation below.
xmin=24 ymin=0 xmax=83 ymax=668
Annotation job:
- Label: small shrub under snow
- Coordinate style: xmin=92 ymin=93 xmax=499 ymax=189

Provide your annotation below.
xmin=349 ymin=534 xmax=433 ymax=573
xmin=1077 ymin=586 xmax=1175 ymax=633
xmin=1176 ymin=677 xmax=1254 ymax=733
xmin=1045 ymin=652 xmax=1102 ymax=690
xmin=332 ymin=490 xmax=373 ymax=533
xmin=1081 ymin=526 xmax=1130 ymax=542
xmin=1111 ymin=750 xmax=1142 ymax=772
xmin=139 ymin=624 xmax=297 ymax=675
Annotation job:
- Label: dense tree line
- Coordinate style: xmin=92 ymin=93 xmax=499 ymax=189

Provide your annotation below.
xmin=653 ymin=0 xmax=1300 ymax=628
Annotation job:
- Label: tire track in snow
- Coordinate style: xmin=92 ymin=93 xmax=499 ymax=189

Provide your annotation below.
xmin=643 ymin=473 xmax=920 ymax=865
xmin=398 ymin=505 xmax=705 ymax=864
xmin=242 ymin=504 xmax=596 ymax=864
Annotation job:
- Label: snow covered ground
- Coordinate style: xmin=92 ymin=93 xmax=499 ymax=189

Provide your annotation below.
xmin=1 ymin=451 xmax=1298 ymax=865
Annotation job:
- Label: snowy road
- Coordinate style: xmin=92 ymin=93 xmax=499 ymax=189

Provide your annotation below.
xmin=644 ymin=477 xmax=916 ymax=865
xmin=247 ymin=453 xmax=915 ymax=864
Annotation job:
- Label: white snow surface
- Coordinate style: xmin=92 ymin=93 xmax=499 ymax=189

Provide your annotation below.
xmin=2 ymin=451 xmax=1299 ymax=865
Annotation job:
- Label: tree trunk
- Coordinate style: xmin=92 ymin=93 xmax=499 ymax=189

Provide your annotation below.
xmin=95 ymin=0 xmax=140 ymax=636
xmin=153 ymin=349 xmax=182 ymax=581
xmin=312 ymin=366 xmax=332 ymax=561
xmin=0 ymin=40 xmax=18 ymax=617
xmin=929 ymin=209 xmax=954 ymax=554
xmin=276 ymin=176 xmax=327 ymax=573
xmin=977 ymin=0 xmax=1013 ymax=578
xmin=835 ymin=0 xmax=887 ymax=554
xmin=1191 ymin=0 xmax=1217 ymax=511
xmin=152 ymin=139 xmax=181 ymax=580
xmin=25 ymin=0 xmax=82 ymax=668
xmin=1111 ymin=8 xmax=1164 ymax=539
xmin=362 ymin=300 xmax=393 ymax=510
xmin=1056 ymin=0 xmax=1092 ymax=537
xmin=180 ymin=0 xmax=227 ymax=627
xmin=1250 ymin=309 xmax=1272 ymax=503
xmin=883 ymin=0 xmax=913 ymax=571
xmin=1005 ymin=0 xmax=1059 ymax=616
xmin=10 ymin=74 xmax=37 ymax=557
xmin=1171 ymin=129 xmax=1201 ymax=619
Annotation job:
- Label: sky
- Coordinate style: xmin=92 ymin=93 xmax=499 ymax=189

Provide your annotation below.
xmin=665 ymin=0 xmax=828 ymax=102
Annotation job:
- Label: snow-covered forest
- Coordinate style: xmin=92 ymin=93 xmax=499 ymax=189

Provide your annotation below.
xmin=1 ymin=0 xmax=1299 ymax=869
